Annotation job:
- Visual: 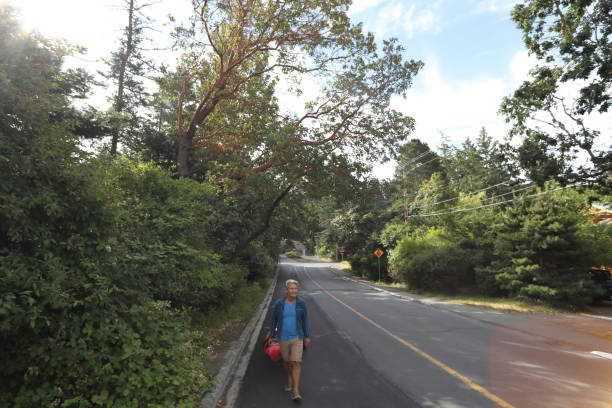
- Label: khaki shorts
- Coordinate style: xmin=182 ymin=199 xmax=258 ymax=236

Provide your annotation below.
xmin=279 ymin=338 xmax=303 ymax=362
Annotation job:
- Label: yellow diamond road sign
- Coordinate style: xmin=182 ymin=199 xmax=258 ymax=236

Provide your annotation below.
xmin=374 ymin=248 xmax=383 ymax=258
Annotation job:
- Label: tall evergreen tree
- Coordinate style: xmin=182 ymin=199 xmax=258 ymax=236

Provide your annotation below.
xmin=477 ymin=185 xmax=600 ymax=307
xmin=100 ymin=0 xmax=154 ymax=156
xmin=392 ymin=139 xmax=441 ymax=221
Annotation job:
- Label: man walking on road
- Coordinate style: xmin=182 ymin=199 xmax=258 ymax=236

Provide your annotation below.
xmin=270 ymin=279 xmax=311 ymax=401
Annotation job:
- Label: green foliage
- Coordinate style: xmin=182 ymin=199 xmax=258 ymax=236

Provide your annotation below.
xmin=356 ymin=257 xmax=387 ymax=281
xmin=501 ymin=0 xmax=611 ymax=190
xmin=284 ymin=251 xmax=302 ymax=258
xmin=279 ymin=240 xmax=295 ymax=254
xmin=392 ymin=139 xmax=442 ymax=202
xmin=314 ymin=180 xmax=393 ymax=279
xmin=0 ymin=9 xmax=268 ymax=405
xmin=239 ymin=239 xmax=278 ymax=282
xmin=379 ymin=220 xmax=411 ymax=249
xmin=1 ymin=147 xmax=259 ymax=406
xmin=0 ymin=289 xmax=211 ymax=407
xmin=576 ymin=219 xmax=612 ymax=268
xmin=476 ymin=185 xmax=603 ymax=308
xmin=1 ymin=156 xmax=212 ymax=407
xmin=511 ymin=0 xmax=611 ymax=115
xmin=103 ymin=158 xmax=249 ymax=309
xmin=391 ymin=228 xmax=473 ymax=291
xmin=173 ymin=0 xmax=423 ymax=180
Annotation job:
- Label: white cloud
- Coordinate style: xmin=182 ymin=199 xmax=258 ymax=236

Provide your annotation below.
xmin=370 ymin=55 xmax=515 ymax=179
xmin=473 ymin=0 xmax=520 ymax=14
xmin=509 ymin=50 xmax=537 ymax=86
xmin=375 ymin=51 xmax=611 ymax=181
xmin=391 ymin=56 xmax=512 ymax=152
xmin=370 ymin=1 xmax=404 ymax=37
xmin=404 ymin=6 xmax=438 ymax=38
xmin=348 ymin=0 xmax=386 ymax=16
xmin=364 ymin=1 xmax=440 ymax=39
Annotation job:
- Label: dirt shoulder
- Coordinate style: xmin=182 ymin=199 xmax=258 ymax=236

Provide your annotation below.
xmin=204 ymin=318 xmax=249 ymax=379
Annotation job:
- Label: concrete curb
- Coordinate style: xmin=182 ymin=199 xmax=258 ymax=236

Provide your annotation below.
xmin=200 ymin=266 xmax=279 ymax=408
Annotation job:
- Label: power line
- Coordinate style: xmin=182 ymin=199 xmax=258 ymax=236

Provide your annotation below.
xmin=401 ymin=150 xmax=435 ymax=168
xmin=417 ymin=180 xmax=518 ymax=210
xmin=421 ymin=183 xmax=536 ymax=215
xmin=478 ymin=183 xmax=535 ymax=204
xmin=409 ymin=184 xmax=576 ymax=218
xmin=405 ymin=155 xmax=439 ymax=173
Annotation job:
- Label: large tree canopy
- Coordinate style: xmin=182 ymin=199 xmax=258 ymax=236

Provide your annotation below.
xmin=501 ymin=0 xmax=611 ymax=191
xmin=172 ymin=0 xmax=423 ymax=178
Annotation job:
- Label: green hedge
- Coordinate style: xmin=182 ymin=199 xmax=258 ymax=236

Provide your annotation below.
xmin=0 ymin=156 xmax=254 ymax=406
xmin=105 ymin=158 xmax=249 ymax=309
xmin=390 ymin=228 xmax=474 ymax=291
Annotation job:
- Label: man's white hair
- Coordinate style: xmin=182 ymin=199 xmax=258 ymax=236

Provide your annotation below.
xmin=285 ymin=279 xmax=299 ymax=288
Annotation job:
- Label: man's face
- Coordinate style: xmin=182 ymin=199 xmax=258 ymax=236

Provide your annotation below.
xmin=286 ymin=283 xmax=298 ymax=298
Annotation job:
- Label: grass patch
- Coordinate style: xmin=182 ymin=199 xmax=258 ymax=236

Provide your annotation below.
xmin=424 ymin=294 xmax=564 ymax=314
xmin=283 ymin=250 xmax=302 ymax=258
xmin=372 ymin=282 xmax=568 ymax=314
xmin=192 ymin=278 xmax=271 ymax=329
xmin=313 ymin=254 xmax=351 ymax=268
xmin=187 ymin=278 xmax=271 ymax=384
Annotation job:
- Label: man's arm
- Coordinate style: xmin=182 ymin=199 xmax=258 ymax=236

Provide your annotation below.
xmin=303 ymin=301 xmax=311 ymax=347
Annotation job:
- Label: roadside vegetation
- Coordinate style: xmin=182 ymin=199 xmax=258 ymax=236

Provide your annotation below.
xmin=1 ymin=0 xmax=610 ymax=406
xmin=283 ymin=251 xmax=303 ymax=259
xmin=328 ymin=260 xmax=604 ymax=314
xmin=311 ymin=138 xmax=612 ymax=312
xmin=377 ymin=282 xmax=576 ymax=315
xmin=305 ymin=0 xmax=612 ymax=312
xmin=1 ymin=0 xmax=419 ymax=405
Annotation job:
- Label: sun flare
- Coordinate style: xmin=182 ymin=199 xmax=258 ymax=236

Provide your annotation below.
xmin=12 ymin=0 xmax=118 ymax=47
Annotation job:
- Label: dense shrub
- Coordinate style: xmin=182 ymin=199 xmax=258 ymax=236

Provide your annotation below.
xmin=347 ymin=252 xmax=387 ymax=281
xmin=0 ymin=153 xmax=215 ymax=406
xmin=0 ymin=279 xmax=210 ymax=407
xmin=239 ymin=239 xmax=278 ymax=282
xmin=391 ymin=228 xmax=473 ymax=291
xmin=284 ymin=250 xmax=302 ymax=258
xmin=104 ymin=158 xmax=249 ymax=309
xmin=0 ymin=26 xmax=271 ymax=398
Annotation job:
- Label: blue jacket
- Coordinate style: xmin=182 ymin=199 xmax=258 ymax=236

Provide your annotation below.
xmin=270 ymin=296 xmax=310 ymax=339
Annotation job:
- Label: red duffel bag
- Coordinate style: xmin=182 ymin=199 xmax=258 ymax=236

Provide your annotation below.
xmin=263 ymin=328 xmax=282 ymax=362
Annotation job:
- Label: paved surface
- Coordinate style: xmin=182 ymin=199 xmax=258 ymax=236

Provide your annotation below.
xmin=236 ymin=258 xmax=612 ymax=408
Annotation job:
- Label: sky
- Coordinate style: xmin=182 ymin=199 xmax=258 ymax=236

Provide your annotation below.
xmin=11 ymin=0 xmax=609 ymax=179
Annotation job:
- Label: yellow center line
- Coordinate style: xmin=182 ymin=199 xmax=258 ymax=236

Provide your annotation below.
xmin=303 ymin=267 xmax=516 ymax=408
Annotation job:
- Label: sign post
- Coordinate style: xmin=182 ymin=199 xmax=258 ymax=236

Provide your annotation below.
xmin=338 ymin=246 xmax=344 ymax=261
xmin=374 ymin=248 xmax=384 ymax=282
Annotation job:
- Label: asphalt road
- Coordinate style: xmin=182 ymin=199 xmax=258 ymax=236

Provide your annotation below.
xmin=236 ymin=258 xmax=612 ymax=408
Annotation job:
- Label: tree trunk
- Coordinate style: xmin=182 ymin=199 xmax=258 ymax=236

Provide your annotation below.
xmin=229 ymin=181 xmax=297 ymax=261
xmin=111 ymin=0 xmax=135 ymax=156
xmin=177 ymin=130 xmax=192 ymax=177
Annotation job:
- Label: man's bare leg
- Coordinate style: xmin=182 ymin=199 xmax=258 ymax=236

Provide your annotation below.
xmin=292 ymin=362 xmax=301 ymax=397
xmin=283 ymin=361 xmax=293 ymax=390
